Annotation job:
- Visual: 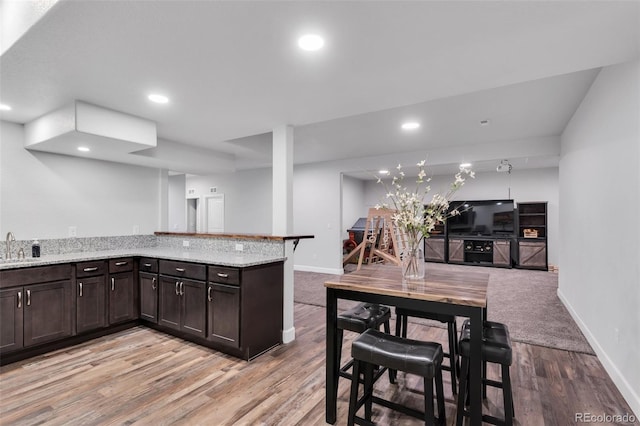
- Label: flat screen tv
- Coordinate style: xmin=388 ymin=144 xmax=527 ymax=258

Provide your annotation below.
xmin=447 ymin=200 xmax=515 ymax=237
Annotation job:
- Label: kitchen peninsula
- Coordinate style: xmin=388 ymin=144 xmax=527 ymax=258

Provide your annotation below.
xmin=0 ymin=232 xmax=312 ymax=365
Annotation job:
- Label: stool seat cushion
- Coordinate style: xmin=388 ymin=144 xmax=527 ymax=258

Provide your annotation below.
xmin=352 ymin=328 xmax=443 ymax=378
xmin=395 ymin=307 xmax=456 ymax=324
xmin=459 ymin=319 xmax=512 ymax=365
xmin=338 ymin=303 xmax=391 ymax=333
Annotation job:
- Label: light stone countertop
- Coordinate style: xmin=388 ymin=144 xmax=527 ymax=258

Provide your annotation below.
xmin=0 ymin=247 xmax=285 ymax=270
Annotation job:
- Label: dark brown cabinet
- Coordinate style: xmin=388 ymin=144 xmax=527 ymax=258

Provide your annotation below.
xmin=108 ymin=258 xmax=136 ymax=325
xmin=0 ymin=265 xmax=73 ymax=355
xmin=207 ymin=266 xmax=241 ymax=348
xmin=76 ymin=275 xmax=107 ymax=333
xmin=23 ymin=281 xmax=73 ymax=347
xmin=139 ymin=258 xmax=159 ymax=323
xmin=158 ymin=261 xmax=206 ymax=338
xmin=76 ymin=260 xmax=107 ymax=334
xmin=0 ymin=288 xmax=23 ymax=353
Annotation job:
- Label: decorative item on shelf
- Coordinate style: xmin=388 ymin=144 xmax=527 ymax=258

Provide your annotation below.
xmin=523 ymin=228 xmax=538 ymax=238
xmin=376 ymin=159 xmax=474 ymax=279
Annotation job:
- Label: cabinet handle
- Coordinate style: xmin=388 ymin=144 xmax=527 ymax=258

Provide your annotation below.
xmin=207 ymin=286 xmax=212 ymax=302
xmin=79 ymin=282 xmax=83 ymax=297
xmin=175 ymin=281 xmax=180 ymax=295
xmin=17 ymin=291 xmax=22 ymax=308
xmin=152 ymin=277 xmax=157 ymax=290
xmin=83 ymin=267 xmax=98 ymax=272
xmin=115 ymin=261 xmax=128 ymax=266
xmin=179 ymin=281 xmax=184 ymax=296
xmin=175 ymin=267 xmax=185 ymax=273
xmin=26 ymin=290 xmax=31 ymax=306
xmin=216 ymin=273 xmax=229 ymax=278
xmin=144 ymin=263 xmax=152 ymax=268
xmin=111 ymin=277 xmax=115 ymax=291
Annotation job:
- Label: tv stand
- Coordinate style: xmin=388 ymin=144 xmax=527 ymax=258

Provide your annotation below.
xmin=445 ymin=237 xmax=512 ymax=268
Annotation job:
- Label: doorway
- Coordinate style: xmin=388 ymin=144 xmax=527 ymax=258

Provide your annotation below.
xmin=205 ymin=194 xmax=225 ymax=233
xmin=187 ymin=198 xmax=199 ymax=233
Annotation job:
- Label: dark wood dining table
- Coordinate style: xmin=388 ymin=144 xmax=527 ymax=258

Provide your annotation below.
xmin=324 ymin=263 xmax=489 ymax=425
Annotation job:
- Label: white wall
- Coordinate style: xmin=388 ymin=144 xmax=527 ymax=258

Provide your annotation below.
xmin=168 ymin=174 xmax=187 ymax=232
xmin=341 ymin=174 xmax=366 ymax=241
xmin=186 ymin=168 xmax=273 ymax=235
xmin=559 ymin=60 xmax=640 ymax=416
xmin=0 ymin=120 xmax=163 ymax=240
xmin=363 ymin=167 xmax=560 ymax=266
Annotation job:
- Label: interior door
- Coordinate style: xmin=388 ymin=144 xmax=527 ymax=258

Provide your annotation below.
xmin=206 ymin=195 xmax=225 ymax=233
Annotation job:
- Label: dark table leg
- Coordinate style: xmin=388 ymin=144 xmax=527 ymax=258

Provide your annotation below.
xmin=469 ymin=307 xmax=484 ymax=425
xmin=326 ymin=287 xmax=338 ymax=424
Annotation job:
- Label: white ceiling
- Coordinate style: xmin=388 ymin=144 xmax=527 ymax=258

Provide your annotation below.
xmin=1 ymin=0 xmax=638 ymax=178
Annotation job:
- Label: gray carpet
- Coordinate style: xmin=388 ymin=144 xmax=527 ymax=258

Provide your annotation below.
xmin=294 ymin=262 xmax=594 ymax=354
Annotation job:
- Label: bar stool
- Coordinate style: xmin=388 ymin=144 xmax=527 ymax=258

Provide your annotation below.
xmin=348 ymin=328 xmax=446 ymax=426
xmin=337 ymin=303 xmax=392 ymax=383
xmin=396 ymin=307 xmax=460 ymax=394
xmin=456 ymin=319 xmax=514 ymax=426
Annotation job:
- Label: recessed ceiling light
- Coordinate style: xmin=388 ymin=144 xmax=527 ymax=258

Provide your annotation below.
xmin=298 ymin=34 xmax=324 ymax=51
xmin=148 ymin=94 xmax=169 ymax=104
xmin=77 ymin=146 xmax=90 ymax=152
xmin=378 ymin=169 xmax=389 ymax=175
xmin=460 ymin=163 xmax=472 ymax=168
xmin=480 ymin=119 xmax=490 ymax=126
xmin=0 ymin=104 xmax=12 ymax=111
xmin=401 ymin=122 xmax=420 ymax=130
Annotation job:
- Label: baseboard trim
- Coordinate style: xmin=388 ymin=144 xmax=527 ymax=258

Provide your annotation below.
xmin=282 ymin=327 xmax=296 ymax=344
xmin=294 ymin=264 xmax=344 ymax=275
xmin=558 ymin=288 xmax=640 ymax=418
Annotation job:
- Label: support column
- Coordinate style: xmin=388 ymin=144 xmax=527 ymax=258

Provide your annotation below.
xmin=273 ymin=125 xmax=295 ymax=343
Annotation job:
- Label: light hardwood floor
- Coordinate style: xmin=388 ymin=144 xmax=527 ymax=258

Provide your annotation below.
xmin=0 ymin=303 xmax=636 ymax=425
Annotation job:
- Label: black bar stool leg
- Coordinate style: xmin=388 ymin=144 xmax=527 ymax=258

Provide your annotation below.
xmin=423 ymin=376 xmax=435 ymax=425
xmin=347 ymin=360 xmax=361 ymax=426
xmin=456 ymin=356 xmax=469 ymax=426
xmin=447 ymin=320 xmax=458 ymax=395
xmin=502 ymin=364 xmax=514 ymax=425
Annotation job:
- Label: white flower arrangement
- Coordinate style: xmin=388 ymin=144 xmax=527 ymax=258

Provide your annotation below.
xmin=376 ymin=159 xmax=474 ymax=276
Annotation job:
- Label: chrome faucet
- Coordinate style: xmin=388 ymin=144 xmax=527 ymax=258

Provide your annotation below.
xmin=6 ymin=232 xmax=15 ymax=260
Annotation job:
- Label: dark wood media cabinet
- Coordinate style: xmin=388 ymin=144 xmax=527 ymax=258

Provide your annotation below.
xmin=424 ymin=201 xmax=548 ymax=270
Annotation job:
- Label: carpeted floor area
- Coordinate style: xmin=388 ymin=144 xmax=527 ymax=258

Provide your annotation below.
xmin=294 ymin=262 xmax=594 ymax=354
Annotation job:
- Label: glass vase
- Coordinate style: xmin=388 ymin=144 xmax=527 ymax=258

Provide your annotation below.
xmin=402 ymin=247 xmax=425 ymax=280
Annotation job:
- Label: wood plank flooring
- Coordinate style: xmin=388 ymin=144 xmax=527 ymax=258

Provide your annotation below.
xmin=0 ymin=303 xmax=637 ymax=425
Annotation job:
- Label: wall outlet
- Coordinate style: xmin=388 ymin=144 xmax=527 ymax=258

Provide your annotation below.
xmin=132 ymin=225 xmax=139 ymax=235
xmin=183 ymin=240 xmax=190 ymax=247
xmin=68 ymin=226 xmax=77 ymax=237
xmin=235 ymin=243 xmax=243 ymax=252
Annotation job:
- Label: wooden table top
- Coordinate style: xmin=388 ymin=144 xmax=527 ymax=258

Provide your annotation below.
xmin=324 ymin=264 xmax=489 ymax=308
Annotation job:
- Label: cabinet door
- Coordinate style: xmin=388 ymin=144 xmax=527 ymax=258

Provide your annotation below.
xmin=139 ymin=272 xmax=158 ymax=323
xmin=24 ymin=280 xmax=73 ymax=347
xmin=207 ymin=283 xmax=240 ymax=348
xmin=493 ymin=241 xmax=511 ymax=266
xmin=0 ymin=288 xmax=24 ymax=353
xmin=181 ymin=279 xmax=206 ymax=338
xmin=518 ymin=241 xmax=547 ymax=269
xmin=76 ymin=275 xmax=107 ymax=333
xmin=448 ymin=239 xmax=464 ymax=262
xmin=425 ymin=238 xmax=445 ymax=262
xmin=158 ymin=276 xmax=181 ymax=331
xmin=108 ymin=272 xmax=136 ymax=324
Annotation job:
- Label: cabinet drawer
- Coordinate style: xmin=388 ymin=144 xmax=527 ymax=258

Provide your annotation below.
xmin=159 ymin=260 xmax=206 ymax=281
xmin=139 ymin=257 xmax=159 ymax=273
xmin=76 ymin=260 xmax=107 ymax=278
xmin=109 ymin=258 xmax=133 ymax=273
xmin=0 ymin=264 xmax=72 ymax=289
xmin=208 ymin=266 xmax=240 ymax=285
